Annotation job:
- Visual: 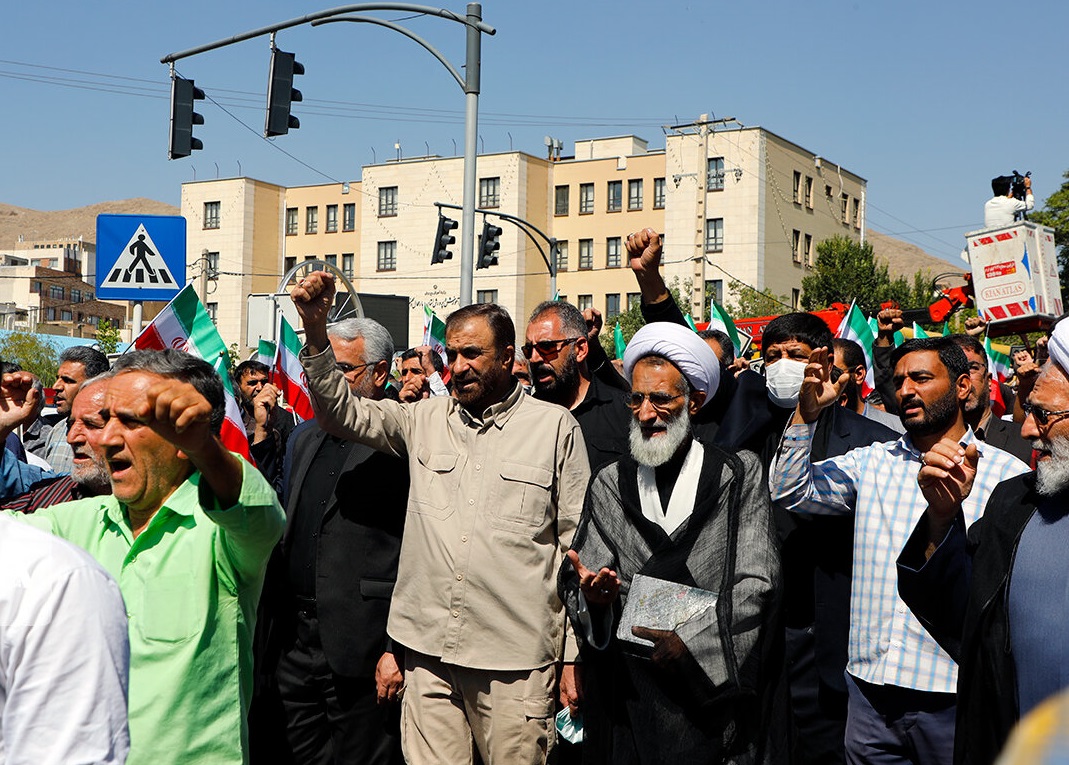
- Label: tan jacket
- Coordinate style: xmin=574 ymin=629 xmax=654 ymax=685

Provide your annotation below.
xmin=301 ymin=345 xmax=590 ymax=670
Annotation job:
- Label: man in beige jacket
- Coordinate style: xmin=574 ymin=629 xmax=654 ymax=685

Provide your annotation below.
xmin=293 ymin=272 xmax=591 ymax=765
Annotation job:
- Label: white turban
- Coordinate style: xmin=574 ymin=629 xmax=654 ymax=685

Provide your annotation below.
xmin=1047 ymin=320 xmax=1069 ymax=375
xmin=623 ymin=322 xmax=721 ymax=408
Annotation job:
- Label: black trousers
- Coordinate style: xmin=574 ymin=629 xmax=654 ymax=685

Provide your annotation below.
xmin=785 ymin=625 xmax=848 ymax=765
xmin=275 ymin=610 xmax=402 ymax=765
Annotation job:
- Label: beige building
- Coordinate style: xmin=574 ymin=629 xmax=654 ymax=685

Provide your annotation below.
xmin=181 ymin=119 xmax=866 ymax=351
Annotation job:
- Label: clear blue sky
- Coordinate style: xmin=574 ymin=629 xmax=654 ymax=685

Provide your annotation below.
xmin=1 ymin=0 xmax=1064 ymax=265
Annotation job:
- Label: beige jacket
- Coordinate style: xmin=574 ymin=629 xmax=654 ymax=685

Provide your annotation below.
xmin=301 ymin=345 xmax=590 ymax=670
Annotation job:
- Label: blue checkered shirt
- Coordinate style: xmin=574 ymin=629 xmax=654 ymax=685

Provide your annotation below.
xmin=770 ymin=423 xmax=1029 ymax=693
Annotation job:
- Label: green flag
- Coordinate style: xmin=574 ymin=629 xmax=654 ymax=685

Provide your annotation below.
xmin=613 ymin=322 xmax=626 ymax=359
xmin=684 ymin=313 xmax=698 ymax=332
xmin=708 ymin=302 xmax=743 ymax=355
xmin=912 ymin=322 xmax=930 ymax=339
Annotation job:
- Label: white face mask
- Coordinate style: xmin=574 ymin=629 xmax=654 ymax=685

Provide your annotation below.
xmin=765 ymin=358 xmax=808 ymax=408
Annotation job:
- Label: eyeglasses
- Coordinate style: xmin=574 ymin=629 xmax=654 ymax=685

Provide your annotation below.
xmin=521 ymin=337 xmax=581 ymax=360
xmin=628 ymin=391 xmax=684 ymax=412
xmin=335 ymin=361 xmax=372 ymax=376
xmin=1023 ymin=402 xmax=1069 ymax=426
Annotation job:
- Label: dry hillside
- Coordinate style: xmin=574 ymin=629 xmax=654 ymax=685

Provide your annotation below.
xmin=0 ymin=199 xmax=179 ymax=248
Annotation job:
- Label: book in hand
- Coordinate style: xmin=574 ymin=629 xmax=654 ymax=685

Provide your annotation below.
xmin=617 ymin=573 xmax=719 ymax=649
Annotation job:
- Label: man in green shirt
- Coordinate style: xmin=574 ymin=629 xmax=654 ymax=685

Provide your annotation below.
xmin=0 ymin=349 xmax=286 ymax=765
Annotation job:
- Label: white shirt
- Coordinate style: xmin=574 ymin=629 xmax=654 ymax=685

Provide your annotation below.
xmin=0 ymin=516 xmax=129 ymax=765
xmin=984 ymin=194 xmax=1034 ymax=228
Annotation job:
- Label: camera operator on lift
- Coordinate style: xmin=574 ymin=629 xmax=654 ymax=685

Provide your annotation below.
xmin=984 ymin=171 xmax=1033 ymax=228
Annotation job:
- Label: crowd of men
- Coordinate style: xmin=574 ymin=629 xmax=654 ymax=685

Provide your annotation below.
xmin=0 ymin=224 xmax=1065 ymax=765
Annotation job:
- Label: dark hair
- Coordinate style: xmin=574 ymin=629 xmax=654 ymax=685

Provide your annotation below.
xmin=446 ymin=303 xmax=515 ymax=355
xmin=991 ymin=175 xmax=1012 ymax=197
xmin=832 ymin=337 xmax=866 ymax=372
xmin=59 ymin=346 xmax=110 ymax=378
xmin=762 ymin=312 xmax=833 ymax=356
xmin=889 ymin=337 xmax=969 ymax=383
xmin=111 ymin=349 xmax=226 ymax=435
xmin=233 ymin=360 xmax=270 ymax=383
xmin=948 ymin=333 xmax=985 ymax=359
xmin=697 ymin=328 xmax=735 ymax=366
xmin=0 ymin=361 xmax=21 ymax=375
xmin=528 ymin=300 xmax=587 ymax=338
xmin=401 ymin=347 xmax=444 ymax=375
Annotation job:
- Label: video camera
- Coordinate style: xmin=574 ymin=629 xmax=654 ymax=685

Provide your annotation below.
xmin=1010 ymin=170 xmax=1032 ymax=202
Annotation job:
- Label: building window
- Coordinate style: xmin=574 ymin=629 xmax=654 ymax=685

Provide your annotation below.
xmin=86 ymin=291 xmax=94 ymax=301
xmin=324 ymin=254 xmax=337 ymax=267
xmin=46 ymin=308 xmax=56 ymax=321
xmin=343 ymin=203 xmax=356 ymax=232
xmin=707 ymin=157 xmax=725 ymax=191
xmin=286 ymin=208 xmax=298 ymax=235
xmin=204 ymin=201 xmax=220 ymax=229
xmin=326 ymin=204 xmax=339 ymax=232
xmin=31 ymin=281 xmax=41 ymax=294
xmin=70 ymin=288 xmax=82 ymax=303
xmin=607 ymin=181 xmax=622 ymax=212
xmin=60 ymin=310 xmax=73 ymax=322
xmin=378 ymin=186 xmax=398 ymax=217
xmin=284 ymin=256 xmax=296 ymax=274
xmin=554 ymin=185 xmax=569 ymax=216
xmin=792 ymin=229 xmax=802 ymax=263
xmin=804 ymin=234 xmax=813 ymax=266
xmin=852 ymin=198 xmax=861 ymax=228
xmin=825 ymin=184 xmax=833 ymax=198
xmin=579 ymin=183 xmax=594 ymax=214
xmin=704 ymin=218 xmax=724 ymax=253
xmin=578 ymin=239 xmax=594 ymax=270
xmin=304 ymin=255 xmax=317 ymax=263
xmin=206 ymin=302 xmax=218 ymax=323
xmin=555 ymin=241 xmax=568 ymax=272
xmin=653 ymin=178 xmax=666 ymax=209
xmin=792 ymin=289 xmax=801 ymax=310
xmin=627 ymin=292 xmax=641 ymax=309
xmin=706 ymin=279 xmax=724 ymax=306
xmin=805 ymin=176 xmax=814 ymax=209
xmin=605 ymin=293 xmax=621 ymax=320
xmin=49 ymin=285 xmax=64 ymax=299
xmin=479 ymin=177 xmax=500 ymax=208
xmin=377 ymin=241 xmax=397 ymax=272
xmin=841 ymin=194 xmax=850 ymax=223
xmin=476 ymin=290 xmax=498 ymax=304
xmin=306 ymin=207 xmax=318 ymax=234
xmin=793 ymin=172 xmax=802 ymax=204
xmin=577 ymin=295 xmax=594 ymax=311
xmin=628 ymin=179 xmax=643 ymax=211
xmin=606 ymin=237 xmax=622 ymax=268
xmin=205 ymin=251 xmax=220 ymax=275
xmin=342 ymin=253 xmax=354 ymax=277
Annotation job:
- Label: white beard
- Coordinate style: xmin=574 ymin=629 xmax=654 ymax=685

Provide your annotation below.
xmin=629 ymin=406 xmax=692 ymax=467
xmin=1034 ymin=435 xmax=1069 ymax=496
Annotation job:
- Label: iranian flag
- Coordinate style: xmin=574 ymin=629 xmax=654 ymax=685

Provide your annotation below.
xmin=256 ymin=339 xmax=277 ymax=368
xmin=708 ymin=301 xmax=744 ymax=356
xmin=422 ymin=306 xmax=448 ymax=373
xmin=132 ymin=284 xmax=252 ymax=461
xmin=912 ymin=322 xmax=931 ymax=339
xmin=984 ymin=337 xmax=1013 ymax=417
xmin=272 ymin=315 xmax=315 ymax=422
xmin=835 ymin=301 xmax=876 ymax=396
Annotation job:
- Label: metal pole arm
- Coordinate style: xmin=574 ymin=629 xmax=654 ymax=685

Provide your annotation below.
xmin=436 ymin=202 xmax=556 ymax=277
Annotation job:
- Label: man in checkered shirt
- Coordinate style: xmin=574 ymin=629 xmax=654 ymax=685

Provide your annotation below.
xmin=770 ymin=336 xmax=1029 ymax=765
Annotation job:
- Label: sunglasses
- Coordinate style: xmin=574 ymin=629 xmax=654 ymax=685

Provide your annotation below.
xmin=335 ymin=361 xmax=373 ymax=376
xmin=521 ymin=337 xmax=581 ymax=360
xmin=1022 ymin=402 xmax=1069 ymax=426
xmin=628 ymin=391 xmax=684 ymax=412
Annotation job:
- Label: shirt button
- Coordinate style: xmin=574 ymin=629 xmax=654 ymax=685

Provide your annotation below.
xmin=329 ymin=471 xmax=336 ymax=477
xmin=468 ymin=499 xmax=475 ymax=505
xmin=456 ymin=573 xmax=463 ymax=581
xmin=461 ymin=535 xmax=468 ymax=543
xmin=452 ymin=610 xmax=460 ymax=618
xmin=475 ymin=464 xmax=482 ymax=471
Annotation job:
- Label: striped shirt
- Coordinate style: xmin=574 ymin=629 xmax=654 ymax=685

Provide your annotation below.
xmin=770 ymin=423 xmax=1029 ymax=694
xmin=2 ymin=475 xmax=82 ymax=514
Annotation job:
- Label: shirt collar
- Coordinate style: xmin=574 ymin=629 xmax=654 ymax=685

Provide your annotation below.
xmin=101 ymin=470 xmax=202 ymax=528
xmin=457 ymin=381 xmax=525 ymax=429
xmin=898 ymin=426 xmax=978 ymax=459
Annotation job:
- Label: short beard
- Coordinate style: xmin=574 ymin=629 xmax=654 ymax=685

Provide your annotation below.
xmin=532 ymin=351 xmax=580 ymax=404
xmin=1034 ymin=435 xmax=1069 ymax=496
xmin=72 ymin=461 xmax=112 ymax=496
xmin=629 ymin=402 xmax=692 ymax=468
xmin=903 ymin=388 xmax=960 ymax=438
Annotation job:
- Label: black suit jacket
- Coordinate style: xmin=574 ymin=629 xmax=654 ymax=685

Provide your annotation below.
xmin=269 ymin=419 xmax=408 ymax=678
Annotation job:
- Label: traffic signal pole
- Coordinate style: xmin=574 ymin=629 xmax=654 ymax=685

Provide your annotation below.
xmin=161 ymin=2 xmax=494 ymax=306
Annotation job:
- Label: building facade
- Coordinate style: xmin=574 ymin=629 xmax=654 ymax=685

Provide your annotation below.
xmin=181 ymin=120 xmax=866 ymax=351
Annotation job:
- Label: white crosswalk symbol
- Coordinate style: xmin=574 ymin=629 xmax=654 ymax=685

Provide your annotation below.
xmin=100 ymin=224 xmax=177 ymax=289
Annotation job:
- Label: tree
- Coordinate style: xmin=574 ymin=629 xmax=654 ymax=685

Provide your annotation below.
xmin=0 ymin=331 xmax=59 ymax=384
xmin=1030 ymin=169 xmax=1069 ymax=305
xmin=599 ymin=279 xmax=691 ymax=359
xmin=95 ymin=319 xmax=122 ymax=355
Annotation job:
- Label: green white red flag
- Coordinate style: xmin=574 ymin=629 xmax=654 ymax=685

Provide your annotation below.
xmin=272 ymin=315 xmax=315 ymax=422
xmin=422 ymin=305 xmax=448 ymax=372
xmin=708 ymin=301 xmax=744 ymax=356
xmin=132 ymin=284 xmax=251 ymax=461
xmin=912 ymin=322 xmax=931 ymax=339
xmin=984 ymin=337 xmax=1013 ymax=417
xmin=256 ymin=339 xmax=277 ymax=368
xmin=835 ymin=300 xmax=876 ymax=396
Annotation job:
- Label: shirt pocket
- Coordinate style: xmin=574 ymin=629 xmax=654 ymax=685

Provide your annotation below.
xmin=139 ymin=575 xmax=198 ymax=643
xmin=411 ymin=446 xmax=460 ymax=520
xmin=491 ymin=461 xmax=553 ymax=531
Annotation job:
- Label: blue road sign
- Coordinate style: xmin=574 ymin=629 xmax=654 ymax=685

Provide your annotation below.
xmin=96 ymin=214 xmax=187 ymax=301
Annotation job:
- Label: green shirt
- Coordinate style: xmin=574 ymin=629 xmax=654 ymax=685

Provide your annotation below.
xmin=17 ymin=458 xmax=285 ymax=765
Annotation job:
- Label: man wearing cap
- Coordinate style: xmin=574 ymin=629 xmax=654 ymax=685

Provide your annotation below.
xmin=559 ymin=322 xmax=782 ymax=764
xmin=897 ymin=318 xmax=1069 ymax=765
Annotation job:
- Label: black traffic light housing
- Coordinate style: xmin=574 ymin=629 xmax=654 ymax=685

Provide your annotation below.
xmin=168 ymin=76 xmax=205 ymax=160
xmin=431 ymin=214 xmax=458 ymax=265
xmin=265 ymin=49 xmax=304 ymax=137
xmin=477 ymin=222 xmax=502 ymax=269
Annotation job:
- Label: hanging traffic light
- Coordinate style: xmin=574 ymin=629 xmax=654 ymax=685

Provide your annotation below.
xmin=477 ymin=222 xmax=502 ymax=269
xmin=168 ymin=76 xmax=205 ymax=160
xmin=431 ymin=215 xmax=458 ymax=265
xmin=265 ymin=49 xmax=304 ymax=137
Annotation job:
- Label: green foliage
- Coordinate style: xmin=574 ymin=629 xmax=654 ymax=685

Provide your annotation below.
xmin=600 ymin=279 xmax=691 ymax=359
xmin=1030 ymin=169 xmax=1069 ymax=305
xmin=226 ymin=343 xmax=242 ymax=374
xmin=0 ymin=331 xmax=59 ymax=384
xmin=95 ymin=319 xmax=122 ymax=355
xmin=724 ymin=281 xmax=790 ymax=318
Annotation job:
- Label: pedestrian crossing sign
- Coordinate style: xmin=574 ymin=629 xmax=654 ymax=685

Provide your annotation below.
xmin=95 ymin=214 xmax=187 ymax=301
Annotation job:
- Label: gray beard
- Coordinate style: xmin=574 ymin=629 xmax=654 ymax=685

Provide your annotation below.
xmin=629 ymin=409 xmax=692 ymax=467
xmin=1034 ymin=435 xmax=1069 ymax=496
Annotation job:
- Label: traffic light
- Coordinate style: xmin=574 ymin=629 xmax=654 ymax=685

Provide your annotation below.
xmin=168 ymin=76 xmax=205 ymax=160
xmin=265 ymin=49 xmax=304 ymax=137
xmin=477 ymin=222 xmax=502 ymax=269
xmin=431 ymin=215 xmax=458 ymax=264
